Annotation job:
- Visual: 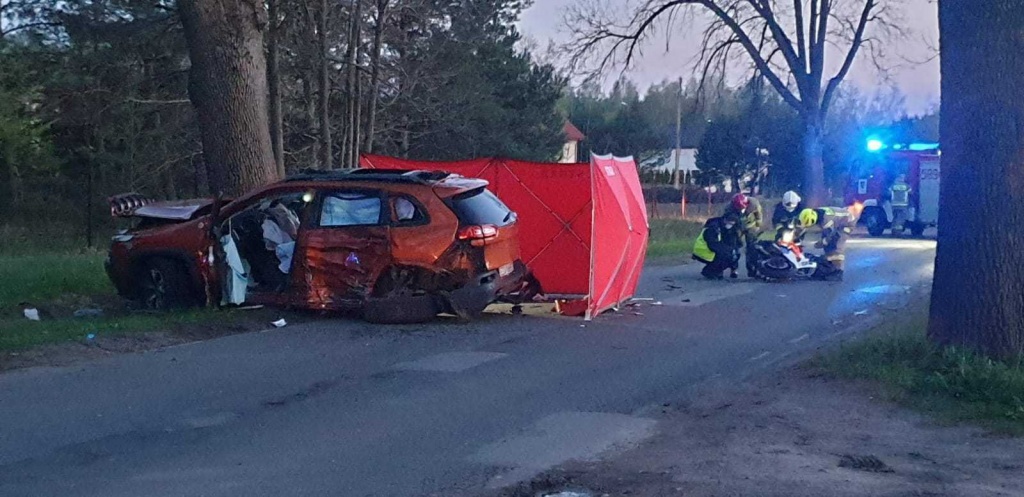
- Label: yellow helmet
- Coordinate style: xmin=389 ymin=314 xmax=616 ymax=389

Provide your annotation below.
xmin=799 ymin=208 xmax=818 ymax=227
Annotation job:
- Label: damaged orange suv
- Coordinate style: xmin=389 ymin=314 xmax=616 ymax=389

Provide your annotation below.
xmin=105 ymin=170 xmax=538 ymax=323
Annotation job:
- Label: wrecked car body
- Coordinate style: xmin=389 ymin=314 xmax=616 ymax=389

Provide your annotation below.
xmin=105 ymin=170 xmax=538 ymax=323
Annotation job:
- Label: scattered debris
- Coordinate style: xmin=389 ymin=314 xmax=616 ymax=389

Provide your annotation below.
xmin=665 ymin=284 xmax=683 ymax=290
xmin=73 ymin=308 xmax=104 ymax=318
xmin=681 ymin=299 xmax=691 ymax=303
xmin=23 ymin=308 xmax=40 ymax=321
xmin=652 ymin=301 xmax=663 ymax=306
xmin=838 ymin=454 xmax=894 ymax=473
xmin=777 ymin=294 xmax=788 ymax=298
xmin=237 ymin=305 xmax=265 ymax=311
xmin=542 ymin=492 xmax=592 ymax=497
xmin=631 ymin=298 xmax=655 ymax=302
xmin=854 ymin=309 xmax=869 ymax=316
xmin=85 ymin=333 xmax=96 ymax=341
xmin=271 ymin=318 xmax=288 ymax=328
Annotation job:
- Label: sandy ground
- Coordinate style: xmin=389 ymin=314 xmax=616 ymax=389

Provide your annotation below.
xmin=496 ymin=368 xmax=1024 ymax=497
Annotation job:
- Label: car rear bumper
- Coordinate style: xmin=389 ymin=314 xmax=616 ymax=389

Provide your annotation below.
xmin=446 ymin=260 xmax=528 ymax=316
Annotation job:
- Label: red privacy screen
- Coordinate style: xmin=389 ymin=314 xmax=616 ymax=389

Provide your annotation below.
xmin=360 ymin=154 xmax=648 ymax=318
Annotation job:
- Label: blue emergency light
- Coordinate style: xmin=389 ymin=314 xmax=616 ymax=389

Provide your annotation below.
xmin=866 ymin=138 xmax=885 ymax=152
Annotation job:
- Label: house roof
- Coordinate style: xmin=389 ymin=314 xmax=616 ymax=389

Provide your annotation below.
xmin=563 ymin=121 xmax=586 ymax=141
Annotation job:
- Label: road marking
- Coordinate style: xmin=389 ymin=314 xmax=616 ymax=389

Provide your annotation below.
xmin=788 ymin=333 xmax=810 ymax=344
xmin=748 ymin=351 xmax=771 ymax=362
xmin=474 ymin=411 xmax=656 ymax=488
xmin=393 ymin=351 xmax=507 ymax=372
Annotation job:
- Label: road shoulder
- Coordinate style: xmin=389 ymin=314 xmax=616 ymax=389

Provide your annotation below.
xmin=496 ymin=366 xmax=1024 ymax=497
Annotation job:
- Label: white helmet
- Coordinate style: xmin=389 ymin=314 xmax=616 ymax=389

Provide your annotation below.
xmin=782 ymin=191 xmax=801 ymax=212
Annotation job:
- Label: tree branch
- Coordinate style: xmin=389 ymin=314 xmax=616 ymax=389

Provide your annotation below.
xmin=700 ymin=0 xmax=803 ymax=109
xmin=821 ymin=0 xmax=875 ymax=115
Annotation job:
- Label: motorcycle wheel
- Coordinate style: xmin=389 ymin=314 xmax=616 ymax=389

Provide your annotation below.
xmin=756 ymin=256 xmax=797 ymax=280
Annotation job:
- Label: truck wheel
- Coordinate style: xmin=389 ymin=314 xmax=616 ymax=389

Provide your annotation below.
xmin=864 ymin=209 xmax=886 ymax=237
xmin=139 ymin=258 xmax=196 ymax=310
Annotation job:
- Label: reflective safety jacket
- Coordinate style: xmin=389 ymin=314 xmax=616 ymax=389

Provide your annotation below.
xmin=725 ymin=196 xmax=764 ymax=234
xmin=693 ymin=217 xmax=741 ymax=263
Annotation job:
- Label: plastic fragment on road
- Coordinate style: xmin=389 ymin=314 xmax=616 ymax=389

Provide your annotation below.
xmin=652 ymin=301 xmax=663 ymax=306
xmin=23 ymin=308 xmax=40 ymax=321
xmin=86 ymin=333 xmax=96 ymax=341
xmin=631 ymin=297 xmax=654 ymax=301
xmin=854 ymin=309 xmax=869 ymax=316
xmin=271 ymin=318 xmax=287 ymax=328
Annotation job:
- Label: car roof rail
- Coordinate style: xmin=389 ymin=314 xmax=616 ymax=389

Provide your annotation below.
xmin=284 ymin=168 xmax=456 ymax=185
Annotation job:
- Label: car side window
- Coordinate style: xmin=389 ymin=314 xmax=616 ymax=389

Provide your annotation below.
xmin=319 ymin=191 xmax=383 ymax=227
xmin=389 ymin=195 xmax=428 ymax=226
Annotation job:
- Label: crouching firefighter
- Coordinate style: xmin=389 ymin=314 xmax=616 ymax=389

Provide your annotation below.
xmin=692 ymin=212 xmax=742 ymax=280
xmin=797 ymin=207 xmax=857 ymax=281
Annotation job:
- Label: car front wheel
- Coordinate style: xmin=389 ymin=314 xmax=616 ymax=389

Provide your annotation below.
xmin=139 ymin=258 xmax=196 ymax=310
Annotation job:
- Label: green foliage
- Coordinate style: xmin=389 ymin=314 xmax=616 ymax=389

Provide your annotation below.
xmin=0 ymin=252 xmax=111 ymax=309
xmin=817 ymin=322 xmax=1024 ymax=433
xmin=695 ymin=115 xmax=747 ymax=188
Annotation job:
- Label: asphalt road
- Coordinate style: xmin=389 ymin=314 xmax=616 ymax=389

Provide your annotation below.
xmin=0 ymin=235 xmax=937 ymax=497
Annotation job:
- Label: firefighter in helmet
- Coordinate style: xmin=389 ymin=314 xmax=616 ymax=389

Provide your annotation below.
xmin=772 ymin=191 xmax=805 ymax=237
xmin=724 ymin=193 xmax=765 ymax=278
xmin=692 ymin=211 xmax=743 ymax=280
xmin=797 ymin=207 xmax=857 ymax=281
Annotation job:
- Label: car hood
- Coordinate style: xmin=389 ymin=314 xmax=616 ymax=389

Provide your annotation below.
xmin=133 ymin=199 xmax=214 ymax=220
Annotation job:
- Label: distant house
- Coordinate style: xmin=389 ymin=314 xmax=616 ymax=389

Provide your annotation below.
xmin=559 ymin=121 xmax=586 ymax=163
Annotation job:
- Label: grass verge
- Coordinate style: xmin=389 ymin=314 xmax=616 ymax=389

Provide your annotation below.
xmin=0 ymin=309 xmax=224 ymax=353
xmin=0 ymin=252 xmax=112 ymax=309
xmin=815 ymin=315 xmax=1024 ymax=434
xmin=647 ymin=218 xmax=704 ymax=259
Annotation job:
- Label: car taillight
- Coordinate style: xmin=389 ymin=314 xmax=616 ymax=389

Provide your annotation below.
xmin=458 ymin=224 xmax=499 ymax=244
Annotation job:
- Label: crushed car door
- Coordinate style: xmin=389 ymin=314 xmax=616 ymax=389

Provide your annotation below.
xmin=294 ymin=189 xmax=392 ymax=309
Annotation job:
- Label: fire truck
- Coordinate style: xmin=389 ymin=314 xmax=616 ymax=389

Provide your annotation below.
xmin=843 ymin=139 xmax=940 ymax=237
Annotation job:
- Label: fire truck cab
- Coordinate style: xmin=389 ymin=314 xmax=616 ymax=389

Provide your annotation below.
xmin=843 ymin=139 xmax=940 ymax=237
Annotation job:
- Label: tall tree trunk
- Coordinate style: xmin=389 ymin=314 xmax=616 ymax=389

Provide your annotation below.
xmin=928 ymin=0 xmax=1024 ymax=359
xmin=365 ymin=0 xmax=387 ymax=154
xmin=267 ymin=0 xmax=285 ymax=177
xmin=178 ymin=0 xmax=277 ymax=196
xmin=802 ymin=113 xmax=826 ymax=204
xmin=317 ymin=0 xmax=332 ymax=170
xmin=343 ymin=0 xmax=362 ymax=168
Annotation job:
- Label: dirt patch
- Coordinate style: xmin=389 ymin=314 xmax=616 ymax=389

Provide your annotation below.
xmin=495 ymin=368 xmax=1024 ymax=497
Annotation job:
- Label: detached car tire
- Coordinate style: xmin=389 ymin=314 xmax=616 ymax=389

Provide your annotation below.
xmin=362 ymin=294 xmax=440 ymax=324
xmin=139 ymin=258 xmax=196 ymax=310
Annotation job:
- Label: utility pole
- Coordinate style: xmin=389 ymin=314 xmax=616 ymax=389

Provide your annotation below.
xmin=673 ymin=77 xmax=683 ymax=190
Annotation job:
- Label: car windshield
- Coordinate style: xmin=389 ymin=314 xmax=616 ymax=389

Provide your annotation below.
xmin=449 ymin=188 xmax=515 ymax=226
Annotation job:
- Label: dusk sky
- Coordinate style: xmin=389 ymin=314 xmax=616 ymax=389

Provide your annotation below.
xmin=518 ymin=0 xmax=940 ymax=115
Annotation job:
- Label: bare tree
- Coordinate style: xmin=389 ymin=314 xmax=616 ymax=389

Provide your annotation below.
xmin=317 ymin=0 xmax=332 ymax=170
xmin=178 ymin=0 xmax=278 ymax=196
xmin=364 ymin=0 xmax=390 ymax=154
xmin=566 ymin=0 xmax=903 ymax=202
xmin=928 ymin=0 xmax=1024 ymax=359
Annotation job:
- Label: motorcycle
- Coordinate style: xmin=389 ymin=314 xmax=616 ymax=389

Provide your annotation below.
xmin=752 ymin=229 xmax=830 ymax=281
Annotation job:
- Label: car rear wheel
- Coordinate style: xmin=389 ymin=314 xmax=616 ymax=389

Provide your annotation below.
xmin=363 ymin=270 xmax=440 ymax=324
xmin=139 ymin=258 xmax=196 ymax=310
